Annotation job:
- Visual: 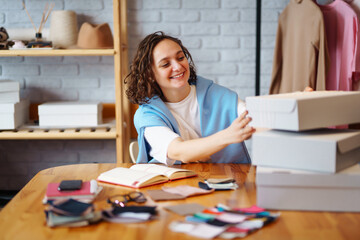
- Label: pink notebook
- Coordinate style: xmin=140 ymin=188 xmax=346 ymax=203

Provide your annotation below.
xmin=46 ymin=181 xmax=92 ymax=198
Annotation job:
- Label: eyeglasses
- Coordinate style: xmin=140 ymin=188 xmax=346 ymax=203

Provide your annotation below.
xmin=107 ymin=192 xmax=146 ymax=207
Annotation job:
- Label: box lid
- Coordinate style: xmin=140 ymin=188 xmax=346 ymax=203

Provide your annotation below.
xmin=299 ymin=129 xmax=360 ymax=154
xmin=246 ymin=91 xmax=360 ymax=113
xmin=337 ymin=131 xmax=360 ymax=153
xmin=0 ymin=80 xmax=20 ymax=92
xmin=38 ymin=102 xmax=102 ymax=115
xmin=0 ymin=99 xmax=29 ymax=113
xmin=255 ymin=129 xmax=360 ymax=154
xmin=246 ymin=95 xmax=297 ymax=114
xmin=256 ymin=163 xmax=360 ymax=188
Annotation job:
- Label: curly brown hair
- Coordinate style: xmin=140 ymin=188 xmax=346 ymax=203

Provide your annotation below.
xmin=124 ymin=31 xmax=197 ymax=105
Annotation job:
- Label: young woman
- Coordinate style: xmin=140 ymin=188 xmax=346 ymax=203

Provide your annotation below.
xmin=125 ymin=31 xmax=256 ymax=165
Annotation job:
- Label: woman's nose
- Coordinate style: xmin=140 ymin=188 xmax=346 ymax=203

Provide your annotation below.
xmin=172 ymin=61 xmax=182 ymax=71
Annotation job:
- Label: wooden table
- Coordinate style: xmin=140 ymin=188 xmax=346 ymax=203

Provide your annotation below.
xmin=0 ymin=163 xmax=359 ymax=240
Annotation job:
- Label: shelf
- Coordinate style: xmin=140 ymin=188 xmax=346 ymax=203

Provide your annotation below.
xmin=0 ymin=49 xmax=115 ymax=57
xmin=0 ymin=126 xmax=117 ymax=140
xmin=0 ymin=0 xmax=130 ymax=162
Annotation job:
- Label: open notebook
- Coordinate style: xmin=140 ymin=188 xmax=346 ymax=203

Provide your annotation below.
xmin=97 ymin=164 xmax=197 ymax=188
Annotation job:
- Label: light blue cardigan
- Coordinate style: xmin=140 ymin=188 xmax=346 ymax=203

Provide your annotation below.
xmin=134 ymin=76 xmax=251 ymax=164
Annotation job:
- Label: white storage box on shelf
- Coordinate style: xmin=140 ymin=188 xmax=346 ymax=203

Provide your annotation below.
xmin=246 ymin=91 xmax=360 ymax=131
xmin=256 ymin=164 xmax=360 ymax=212
xmin=0 ymin=100 xmax=29 ymax=129
xmin=252 ymin=129 xmax=360 ymax=173
xmin=38 ymin=102 xmax=103 ymax=127
xmin=0 ymin=80 xmax=20 ymax=92
xmin=0 ymin=80 xmax=20 ymax=103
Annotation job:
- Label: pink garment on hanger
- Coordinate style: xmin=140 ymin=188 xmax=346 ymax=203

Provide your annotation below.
xmin=317 ymin=0 xmax=360 ymax=91
xmin=347 ymin=0 xmax=360 ymax=90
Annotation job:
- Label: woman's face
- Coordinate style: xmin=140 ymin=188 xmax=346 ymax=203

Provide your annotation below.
xmin=151 ymin=39 xmax=190 ymax=94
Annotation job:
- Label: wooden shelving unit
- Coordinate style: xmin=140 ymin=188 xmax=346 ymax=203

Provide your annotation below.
xmin=0 ymin=127 xmax=116 ymax=140
xmin=0 ymin=0 xmax=130 ymax=163
xmin=0 ymin=49 xmax=115 ymax=57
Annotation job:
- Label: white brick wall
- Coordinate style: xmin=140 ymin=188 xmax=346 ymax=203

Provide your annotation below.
xmin=260 ymin=0 xmax=289 ymax=95
xmin=0 ymin=0 xmax=288 ymax=190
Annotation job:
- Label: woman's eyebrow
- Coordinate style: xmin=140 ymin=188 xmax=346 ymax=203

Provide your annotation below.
xmin=157 ymin=50 xmax=183 ymax=64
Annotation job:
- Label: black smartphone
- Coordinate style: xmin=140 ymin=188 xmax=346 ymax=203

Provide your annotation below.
xmin=58 ymin=180 xmax=83 ymax=191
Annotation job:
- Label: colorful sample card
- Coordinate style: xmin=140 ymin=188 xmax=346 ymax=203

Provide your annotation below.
xmin=236 ymin=205 xmax=265 ymax=214
xmin=215 ymin=212 xmax=248 ymax=224
xmin=168 ymin=204 xmax=280 ymax=239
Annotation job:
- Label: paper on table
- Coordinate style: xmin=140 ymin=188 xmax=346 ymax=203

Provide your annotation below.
xmin=235 ymin=220 xmax=264 ymax=230
xmin=168 ymin=221 xmax=196 ymax=233
xmin=187 ymin=223 xmax=226 ymax=239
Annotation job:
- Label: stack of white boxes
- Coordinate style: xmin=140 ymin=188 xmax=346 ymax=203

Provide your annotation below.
xmin=246 ymin=91 xmax=360 ymax=212
xmin=0 ymin=80 xmax=29 ymax=130
xmin=38 ymin=102 xmax=103 ymax=127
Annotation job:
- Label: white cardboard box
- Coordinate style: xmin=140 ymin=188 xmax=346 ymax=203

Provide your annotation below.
xmin=252 ymin=129 xmax=360 ymax=173
xmin=256 ymin=164 xmax=360 ymax=212
xmin=38 ymin=102 xmax=103 ymax=127
xmin=0 ymin=91 xmax=20 ymax=103
xmin=0 ymin=100 xmax=29 ymax=129
xmin=246 ymin=91 xmax=360 ymax=131
xmin=0 ymin=80 xmax=20 ymax=92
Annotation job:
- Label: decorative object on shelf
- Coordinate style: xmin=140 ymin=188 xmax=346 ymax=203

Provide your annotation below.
xmin=9 ymin=40 xmax=27 ymax=50
xmin=75 ymin=22 xmax=113 ymax=49
xmin=7 ymin=28 xmax=50 ymax=41
xmin=50 ymin=10 xmax=78 ymax=49
xmin=0 ymin=27 xmax=9 ymax=50
xmin=22 ymin=2 xmax=54 ymax=48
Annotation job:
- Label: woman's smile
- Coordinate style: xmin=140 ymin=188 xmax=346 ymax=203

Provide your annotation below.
xmin=170 ymin=72 xmax=186 ymax=80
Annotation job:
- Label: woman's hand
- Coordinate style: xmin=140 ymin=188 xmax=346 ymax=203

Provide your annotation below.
xmin=304 ymin=86 xmax=314 ymax=92
xmin=222 ymin=111 xmax=256 ymax=145
xmin=167 ymin=110 xmax=255 ymax=163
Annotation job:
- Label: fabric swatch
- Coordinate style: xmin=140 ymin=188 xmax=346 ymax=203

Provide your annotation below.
xmin=235 ymin=205 xmax=265 ymax=214
xmin=164 ymin=203 xmax=206 ymax=216
xmin=146 ymin=189 xmax=185 ymax=201
xmin=162 ymin=185 xmax=214 ymax=197
xmin=215 ymin=212 xmax=247 ymax=224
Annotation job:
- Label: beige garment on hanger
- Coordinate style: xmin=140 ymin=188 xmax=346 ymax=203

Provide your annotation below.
xmin=269 ymin=0 xmax=329 ymax=94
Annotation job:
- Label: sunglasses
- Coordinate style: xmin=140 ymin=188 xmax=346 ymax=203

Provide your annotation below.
xmin=107 ymin=192 xmax=146 ymax=207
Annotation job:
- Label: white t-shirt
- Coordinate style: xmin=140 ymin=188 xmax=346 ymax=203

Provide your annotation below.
xmin=144 ymin=85 xmax=246 ymax=165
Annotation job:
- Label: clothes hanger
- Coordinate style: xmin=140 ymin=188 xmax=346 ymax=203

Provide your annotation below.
xmin=316 ymin=0 xmax=335 ymax=5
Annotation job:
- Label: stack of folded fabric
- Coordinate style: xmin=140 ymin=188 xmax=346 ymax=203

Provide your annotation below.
xmin=43 ymin=179 xmax=102 ymax=203
xmin=246 ymin=91 xmax=360 ymax=212
xmin=102 ymin=206 xmax=157 ymax=223
xmin=168 ymin=204 xmax=279 ymax=239
xmin=0 ymin=80 xmax=29 ymax=129
xmin=202 ymin=178 xmax=238 ymax=190
xmin=45 ymin=199 xmax=102 ymax=227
